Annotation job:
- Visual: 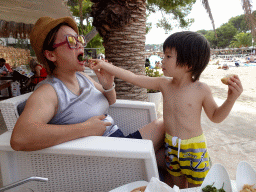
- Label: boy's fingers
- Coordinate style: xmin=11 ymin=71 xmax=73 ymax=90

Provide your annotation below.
xmin=230 ymin=76 xmax=242 ymax=88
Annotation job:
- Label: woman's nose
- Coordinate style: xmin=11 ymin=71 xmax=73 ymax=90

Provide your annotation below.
xmin=76 ymin=42 xmax=83 ymax=49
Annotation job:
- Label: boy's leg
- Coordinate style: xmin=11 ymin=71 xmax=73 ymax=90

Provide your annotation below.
xmin=138 ymin=119 xmax=165 ymax=151
xmin=188 ymin=182 xmax=201 ymax=188
xmin=165 ymin=174 xmax=188 ymax=189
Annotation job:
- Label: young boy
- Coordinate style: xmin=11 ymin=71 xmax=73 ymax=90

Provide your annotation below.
xmin=90 ymin=31 xmax=243 ymax=188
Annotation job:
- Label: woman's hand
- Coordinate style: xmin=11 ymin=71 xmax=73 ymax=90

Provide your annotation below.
xmin=89 ymin=59 xmax=114 ymax=90
xmin=80 ymin=115 xmax=111 ymax=136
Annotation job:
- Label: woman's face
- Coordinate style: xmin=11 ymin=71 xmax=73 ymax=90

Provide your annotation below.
xmin=51 ymin=25 xmax=85 ymax=73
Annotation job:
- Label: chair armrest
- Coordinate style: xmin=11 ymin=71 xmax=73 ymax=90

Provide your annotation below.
xmin=0 ymin=132 xmax=155 ymax=159
xmin=0 ymin=92 xmax=32 ymax=131
xmin=0 ymin=131 xmax=159 ymax=181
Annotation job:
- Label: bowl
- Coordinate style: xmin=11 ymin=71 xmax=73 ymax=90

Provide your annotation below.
xmin=236 ymin=161 xmax=256 ymax=191
xmin=200 ymin=163 xmax=232 ymax=192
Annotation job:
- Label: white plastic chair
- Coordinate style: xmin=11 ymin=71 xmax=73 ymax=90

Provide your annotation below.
xmin=0 ymin=92 xmax=159 ymax=192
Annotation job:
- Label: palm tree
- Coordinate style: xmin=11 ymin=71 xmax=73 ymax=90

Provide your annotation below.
xmin=89 ymin=0 xmax=254 ymax=101
xmin=90 ymin=0 xmax=216 ymax=101
xmin=242 ymin=0 xmax=256 ymax=41
xmin=91 ymin=0 xmax=149 ymax=101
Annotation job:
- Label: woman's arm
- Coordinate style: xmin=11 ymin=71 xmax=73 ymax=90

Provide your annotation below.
xmin=10 ymin=84 xmax=111 ymax=151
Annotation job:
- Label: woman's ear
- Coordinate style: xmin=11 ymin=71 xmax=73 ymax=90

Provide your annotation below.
xmin=44 ymin=50 xmax=56 ymax=62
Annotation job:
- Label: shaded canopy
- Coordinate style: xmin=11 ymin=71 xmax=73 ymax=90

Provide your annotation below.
xmin=0 ymin=0 xmax=72 ymax=39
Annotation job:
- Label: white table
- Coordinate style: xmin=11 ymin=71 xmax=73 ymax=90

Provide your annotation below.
xmin=109 ymin=180 xmax=238 ymax=192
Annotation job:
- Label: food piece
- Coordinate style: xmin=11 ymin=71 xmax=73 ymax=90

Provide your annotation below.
xmin=202 ymin=182 xmax=226 ymax=192
xmin=202 ymin=183 xmax=218 ymax=192
xmin=218 ymin=183 xmax=225 ymax=192
xmin=240 ymin=184 xmax=256 ymax=192
xmin=130 ymin=186 xmax=146 ymax=192
xmin=221 ymin=74 xmax=236 ymax=85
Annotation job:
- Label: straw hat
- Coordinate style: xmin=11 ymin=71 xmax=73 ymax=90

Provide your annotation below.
xmin=30 ymin=16 xmax=78 ymax=66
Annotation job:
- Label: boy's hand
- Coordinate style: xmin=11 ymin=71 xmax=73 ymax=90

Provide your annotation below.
xmin=89 ymin=59 xmax=108 ymax=71
xmin=227 ymin=75 xmax=243 ymax=101
xmin=88 ymin=59 xmax=115 ymax=89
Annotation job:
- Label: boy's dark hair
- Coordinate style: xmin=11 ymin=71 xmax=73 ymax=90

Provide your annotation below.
xmin=42 ymin=23 xmax=69 ymax=75
xmin=163 ymin=31 xmax=210 ymax=82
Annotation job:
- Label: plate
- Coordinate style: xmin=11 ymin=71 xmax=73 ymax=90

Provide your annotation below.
xmin=200 ymin=163 xmax=232 ymax=192
xmin=236 ymin=161 xmax=256 ymax=191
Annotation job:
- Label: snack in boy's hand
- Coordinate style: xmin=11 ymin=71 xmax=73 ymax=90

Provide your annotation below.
xmin=130 ymin=186 xmax=146 ymax=192
xmin=221 ymin=74 xmax=236 ymax=85
xmin=240 ymin=184 xmax=256 ymax=192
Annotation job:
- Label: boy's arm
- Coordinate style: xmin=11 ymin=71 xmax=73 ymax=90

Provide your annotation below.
xmin=202 ymin=75 xmax=243 ymax=123
xmin=90 ymin=59 xmax=163 ymax=92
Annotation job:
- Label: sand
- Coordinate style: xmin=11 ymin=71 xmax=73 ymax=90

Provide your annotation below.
xmin=200 ymin=64 xmax=256 ymax=180
xmin=158 ymin=63 xmax=256 ymax=180
xmin=200 ymin=63 xmax=256 ymax=110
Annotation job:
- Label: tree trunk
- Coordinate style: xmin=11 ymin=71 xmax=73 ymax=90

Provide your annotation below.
xmin=103 ymin=1 xmax=147 ymax=101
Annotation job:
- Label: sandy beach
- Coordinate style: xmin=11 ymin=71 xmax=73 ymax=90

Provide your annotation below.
xmin=200 ymin=64 xmax=256 ymax=180
xmin=158 ymin=63 xmax=256 ymax=180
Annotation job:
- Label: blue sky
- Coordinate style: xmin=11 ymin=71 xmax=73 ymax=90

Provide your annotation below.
xmin=146 ymin=0 xmax=255 ymax=44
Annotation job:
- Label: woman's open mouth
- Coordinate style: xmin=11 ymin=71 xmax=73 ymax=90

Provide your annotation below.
xmin=78 ymin=53 xmax=85 ymax=62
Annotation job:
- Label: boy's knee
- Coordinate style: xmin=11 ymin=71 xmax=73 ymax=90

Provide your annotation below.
xmin=154 ymin=119 xmax=164 ymax=132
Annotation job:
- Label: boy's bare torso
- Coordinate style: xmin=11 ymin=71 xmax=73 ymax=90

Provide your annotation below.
xmin=161 ymin=79 xmax=206 ymax=140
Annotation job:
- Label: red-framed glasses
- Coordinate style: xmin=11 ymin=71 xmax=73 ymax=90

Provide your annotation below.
xmin=52 ymin=34 xmax=87 ymax=49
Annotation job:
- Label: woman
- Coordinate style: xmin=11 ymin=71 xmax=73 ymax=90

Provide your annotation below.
xmin=10 ymin=16 xmax=165 ymax=153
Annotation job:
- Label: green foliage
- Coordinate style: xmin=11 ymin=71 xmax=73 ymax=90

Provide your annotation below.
xmin=199 ymin=11 xmax=256 ymax=49
xmin=228 ymin=15 xmax=249 ymax=33
xmin=146 ymin=13 xmax=152 ymax=34
xmin=204 ymin=30 xmax=217 ymax=48
xmin=145 ymin=67 xmax=163 ymax=93
xmin=145 ymin=67 xmax=162 ymax=77
xmin=215 ymin=23 xmax=237 ymax=48
xmin=68 ymin=0 xmax=92 ymax=22
xmin=147 ymin=0 xmax=196 ymax=33
xmin=68 ymin=0 xmax=104 ymax=54
xmin=230 ymin=32 xmax=252 ymax=48
xmin=79 ymin=23 xmax=105 ymax=54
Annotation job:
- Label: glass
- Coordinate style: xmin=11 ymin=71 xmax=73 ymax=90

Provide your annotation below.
xmin=53 ymin=34 xmax=87 ymax=49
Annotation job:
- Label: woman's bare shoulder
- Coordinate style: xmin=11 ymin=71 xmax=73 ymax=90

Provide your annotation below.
xmin=28 ymin=83 xmax=57 ymax=105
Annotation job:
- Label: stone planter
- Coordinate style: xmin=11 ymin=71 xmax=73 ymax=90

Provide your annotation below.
xmin=147 ymin=92 xmax=162 ymax=111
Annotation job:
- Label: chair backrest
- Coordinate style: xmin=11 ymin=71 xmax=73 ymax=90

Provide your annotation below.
xmin=0 ymin=93 xmax=158 ymax=192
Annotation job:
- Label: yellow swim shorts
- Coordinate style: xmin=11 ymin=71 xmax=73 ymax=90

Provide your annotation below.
xmin=164 ymin=133 xmax=210 ymax=185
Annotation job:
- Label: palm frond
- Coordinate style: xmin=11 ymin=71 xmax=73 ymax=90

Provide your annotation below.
xmin=201 ymin=0 xmax=217 ymax=39
xmin=242 ymin=0 xmax=256 ymax=40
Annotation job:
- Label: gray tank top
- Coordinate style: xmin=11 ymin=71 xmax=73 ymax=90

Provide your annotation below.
xmin=35 ymin=72 xmax=109 ymax=125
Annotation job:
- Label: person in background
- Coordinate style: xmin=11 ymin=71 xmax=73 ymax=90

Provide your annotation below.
xmin=0 ymin=58 xmax=8 ymax=76
xmin=29 ymin=58 xmax=48 ymax=84
xmin=145 ymin=58 xmax=150 ymax=68
xmin=90 ymin=31 xmax=243 ymax=189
